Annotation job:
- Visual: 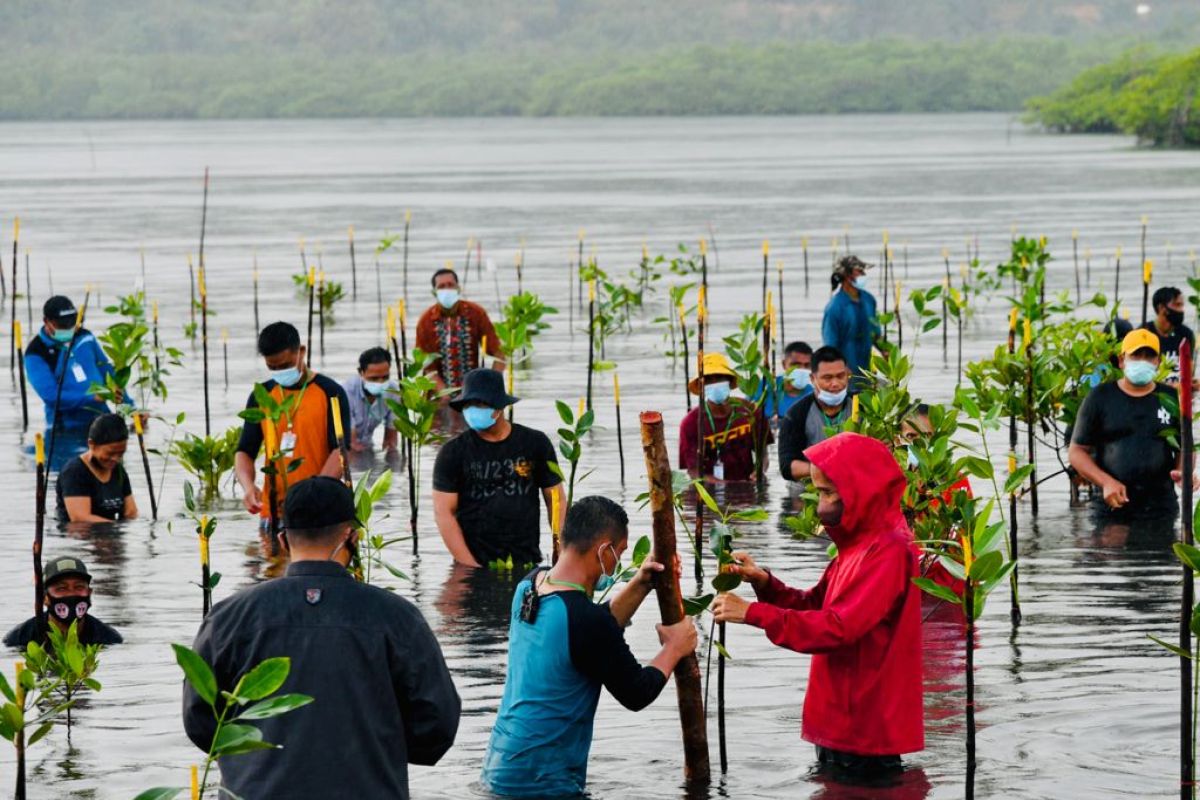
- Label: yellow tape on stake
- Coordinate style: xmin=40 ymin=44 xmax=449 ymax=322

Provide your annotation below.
xmin=35 ymin=432 xmax=44 ymax=465
xmin=1143 ymin=260 xmax=1153 ymax=285
xmin=387 ymin=307 xmax=396 ymax=341
xmin=331 ymin=396 xmax=345 ymax=441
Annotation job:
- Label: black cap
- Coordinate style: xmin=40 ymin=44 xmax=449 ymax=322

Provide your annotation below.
xmin=448 ymin=368 xmax=519 ymax=411
xmin=42 ymin=295 xmax=78 ymax=325
xmin=283 ymin=476 xmax=361 ymax=530
xmin=44 ymin=556 xmax=91 ymax=585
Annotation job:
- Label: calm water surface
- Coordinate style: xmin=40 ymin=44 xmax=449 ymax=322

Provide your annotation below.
xmin=0 ymin=115 xmax=1198 ymax=799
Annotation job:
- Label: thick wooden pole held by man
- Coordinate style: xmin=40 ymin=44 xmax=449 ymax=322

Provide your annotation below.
xmin=640 ymin=411 xmax=710 ymax=786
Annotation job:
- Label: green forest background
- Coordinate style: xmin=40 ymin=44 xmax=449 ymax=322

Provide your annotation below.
xmin=2 ymin=0 xmax=1199 ymax=119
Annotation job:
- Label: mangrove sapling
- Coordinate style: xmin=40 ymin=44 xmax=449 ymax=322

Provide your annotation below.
xmin=353 ymin=469 xmax=410 ymax=585
xmin=493 ymin=292 xmax=557 ymax=401
xmin=614 ymin=372 xmax=626 ymax=485
xmin=550 ymin=399 xmax=596 ymax=511
xmin=679 ymin=302 xmax=692 ymax=410
xmin=171 ymin=426 xmax=241 ymax=503
xmin=26 ymin=620 xmax=104 ymax=731
xmin=97 ymin=290 xmax=183 ymax=408
xmin=0 ymin=657 xmax=71 ymax=800
xmin=385 ymin=348 xmax=446 ymax=556
xmin=912 ymin=496 xmax=1014 ymax=800
xmin=134 ymin=647 xmax=314 ymax=800
xmin=182 ymin=484 xmax=220 ymax=615
xmin=721 ymin=311 xmax=773 ymax=481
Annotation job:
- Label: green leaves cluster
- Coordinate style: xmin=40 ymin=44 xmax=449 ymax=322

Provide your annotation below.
xmin=494 ymin=291 xmax=556 ymax=369
xmin=353 ymin=469 xmax=409 ymax=584
xmin=171 ymin=426 xmax=241 ymax=502
xmin=93 ymin=290 xmax=183 ymax=409
xmin=551 ymin=400 xmax=595 ymax=508
xmin=912 ymin=496 xmax=1014 ymax=620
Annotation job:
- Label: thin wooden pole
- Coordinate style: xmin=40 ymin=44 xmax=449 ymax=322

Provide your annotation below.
xmin=777 ymin=259 xmax=785 ymax=344
xmin=894 ymin=280 xmax=903 ymax=351
xmin=640 ymin=411 xmax=710 ymax=787
xmin=1072 ymin=230 xmax=1081 ymax=305
xmin=15 ymin=320 xmax=28 ymax=430
xmin=134 ymin=414 xmax=157 ymax=520
xmin=942 ymin=248 xmax=950 ymax=361
xmin=586 ymin=278 xmax=596 ymax=412
xmin=221 ymin=328 xmax=229 ymax=390
xmin=1024 ymin=317 xmax=1039 ymax=519
xmin=577 ymin=230 xmax=584 ymax=316
xmin=695 ymin=288 xmax=707 ymax=582
xmin=200 ymin=516 xmax=212 ymax=616
xmin=305 ymin=265 xmax=315 ymax=367
xmin=802 ymin=235 xmax=810 ymax=295
xmin=1143 ymin=259 xmax=1153 ymax=328
xmin=331 ymin=396 xmax=352 ymax=486
xmin=348 ymin=225 xmax=358 ymax=300
xmin=1007 ymin=308 xmax=1022 ymax=626
xmin=965 ymin=555 xmax=976 ymax=800
xmin=1115 ymin=246 xmax=1123 ymax=305
xmin=318 ymin=269 xmax=327 ymax=361
xmin=614 ymin=373 xmax=625 ymax=485
xmin=679 ymin=303 xmax=691 ymax=411
xmin=761 ymin=240 xmax=769 ymax=317
xmin=23 ymin=251 xmax=31 ymax=329
xmin=402 ymin=210 xmax=411 ymax=308
xmin=33 ymin=434 xmax=45 ymax=619
xmin=10 ymin=218 xmax=18 ymax=372
xmin=199 ymin=265 xmax=210 ymax=437
xmin=1180 ymin=339 xmax=1195 ymax=800
xmin=252 ymin=255 xmax=260 ymax=334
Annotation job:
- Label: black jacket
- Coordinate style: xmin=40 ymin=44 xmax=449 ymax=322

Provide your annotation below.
xmin=777 ymin=394 xmax=850 ymax=481
xmin=3 ymin=614 xmax=123 ymax=648
xmin=183 ymin=560 xmax=461 ymax=800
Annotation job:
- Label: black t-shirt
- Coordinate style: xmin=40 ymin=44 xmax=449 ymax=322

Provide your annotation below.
xmin=1072 ymin=381 xmax=1179 ymax=514
xmin=56 ymin=456 xmax=132 ymax=520
xmin=432 ymin=423 xmax=562 ymax=566
xmin=1142 ymin=321 xmax=1196 ymax=382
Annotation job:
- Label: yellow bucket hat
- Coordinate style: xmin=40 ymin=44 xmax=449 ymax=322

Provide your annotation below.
xmin=688 ymin=352 xmax=738 ymax=395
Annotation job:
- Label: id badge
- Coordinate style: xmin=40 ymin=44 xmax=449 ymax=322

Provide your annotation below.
xmin=713 ymin=460 xmax=725 ymax=481
xmin=280 ymin=431 xmax=297 ymax=455
xmin=72 ymin=363 xmax=87 ymax=382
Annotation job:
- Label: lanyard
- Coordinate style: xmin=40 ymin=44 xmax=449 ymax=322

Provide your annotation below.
xmin=702 ymin=402 xmax=740 ymax=461
xmin=542 ymin=573 xmax=590 ymax=596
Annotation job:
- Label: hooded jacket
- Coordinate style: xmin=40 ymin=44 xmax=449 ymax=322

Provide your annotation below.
xmin=744 ymin=432 xmax=923 ymax=756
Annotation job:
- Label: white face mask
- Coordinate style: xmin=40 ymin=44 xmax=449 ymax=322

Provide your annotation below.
xmin=436 ymin=288 xmax=460 ymax=309
xmin=851 ymin=274 xmax=869 ymax=291
xmin=786 ymin=367 xmax=811 ymax=390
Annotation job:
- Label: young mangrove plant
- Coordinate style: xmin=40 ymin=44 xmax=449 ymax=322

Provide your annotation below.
xmin=385 ymin=348 xmax=445 ymax=556
xmin=181 ymin=483 xmax=220 ymax=615
xmin=550 ymin=399 xmax=596 ymax=511
xmin=237 ymin=384 xmax=306 ymax=535
xmin=24 ymin=620 xmax=103 ymax=730
xmin=134 ymin=647 xmax=313 ymax=800
xmin=0 ymin=658 xmax=71 ymax=800
xmin=171 ymin=425 xmax=241 ymax=503
xmin=353 ymin=469 xmax=410 ymax=585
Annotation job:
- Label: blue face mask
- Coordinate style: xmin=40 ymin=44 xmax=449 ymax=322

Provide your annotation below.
xmin=51 ymin=327 xmax=74 ymax=343
xmin=852 ymin=274 xmax=869 ymax=292
xmin=362 ymin=379 xmax=393 ymax=397
xmin=704 ymin=381 xmax=732 ymax=404
xmin=817 ymin=387 xmax=848 ymax=407
xmin=786 ymin=367 xmax=811 ymax=390
xmin=595 ymin=542 xmax=619 ymax=593
xmin=436 ymin=289 xmax=460 ymax=309
xmin=1124 ymin=359 xmax=1157 ymax=387
xmin=463 ymin=405 xmax=498 ymax=431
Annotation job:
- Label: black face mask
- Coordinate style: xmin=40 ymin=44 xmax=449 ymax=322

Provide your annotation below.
xmin=47 ymin=594 xmax=91 ymax=624
xmin=1166 ymin=309 xmax=1185 ymax=328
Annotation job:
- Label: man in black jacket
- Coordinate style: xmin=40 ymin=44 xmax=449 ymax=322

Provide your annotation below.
xmin=183 ymin=476 xmax=461 ymax=799
xmin=4 ymin=556 xmax=122 ymax=648
xmin=777 ymin=345 xmax=853 ymax=481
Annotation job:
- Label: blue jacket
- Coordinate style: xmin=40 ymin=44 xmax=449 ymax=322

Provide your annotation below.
xmin=821 ymin=288 xmax=879 ymax=378
xmin=24 ymin=328 xmax=116 ymax=432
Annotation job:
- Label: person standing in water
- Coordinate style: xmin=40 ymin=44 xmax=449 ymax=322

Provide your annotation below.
xmin=1140 ymin=286 xmax=1196 ymax=385
xmin=415 ymin=267 xmax=504 ymax=395
xmin=762 ymin=340 xmax=814 ymax=420
xmin=341 ymin=346 xmax=398 ymax=452
xmin=777 ymin=346 xmax=853 ymax=482
xmin=713 ymin=432 xmax=923 ymax=778
xmin=57 ymin=413 xmax=138 ymax=522
xmin=432 ymin=368 xmax=565 ymax=568
xmin=678 ymin=352 xmax=771 ymax=482
xmin=821 ymin=256 xmax=879 ymax=381
xmin=4 ymin=556 xmax=123 ymax=648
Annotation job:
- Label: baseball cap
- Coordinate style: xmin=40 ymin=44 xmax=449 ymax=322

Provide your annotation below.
xmin=836 ymin=255 xmax=873 ymax=273
xmin=42 ymin=296 xmax=78 ymax=325
xmin=44 ymin=556 xmax=92 ymax=585
xmin=283 ymin=476 xmax=361 ymax=531
xmin=1121 ymin=328 xmax=1160 ymax=356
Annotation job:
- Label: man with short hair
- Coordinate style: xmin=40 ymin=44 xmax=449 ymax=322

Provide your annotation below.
xmin=778 ymin=345 xmax=852 ymax=481
xmin=4 ymin=556 xmax=123 ymax=648
xmin=481 ymin=495 xmax=698 ymax=798
xmin=1142 ymin=286 xmax=1196 ymax=384
xmin=235 ymin=322 xmax=352 ymax=530
xmin=1070 ymin=328 xmax=1189 ymax=518
xmin=24 ymin=295 xmax=123 ymax=442
xmin=415 ymin=267 xmax=504 ymax=393
xmin=763 ymin=340 xmax=814 ymax=420
xmin=184 ymin=476 xmax=460 ymax=800
xmin=678 ymin=352 xmax=771 ymax=482
xmin=433 ymin=368 xmax=565 ymax=568
xmin=341 ymin=346 xmax=398 ymax=452
xmin=821 ymin=256 xmax=879 ymax=380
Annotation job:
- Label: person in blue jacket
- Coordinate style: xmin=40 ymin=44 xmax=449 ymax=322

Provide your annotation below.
xmin=821 ymin=256 xmax=879 ymax=381
xmin=25 ymin=296 xmax=121 ymax=455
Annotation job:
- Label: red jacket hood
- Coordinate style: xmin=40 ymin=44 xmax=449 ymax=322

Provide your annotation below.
xmin=804 ymin=432 xmax=909 ymax=549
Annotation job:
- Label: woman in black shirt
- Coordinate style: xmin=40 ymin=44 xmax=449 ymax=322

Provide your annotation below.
xmin=56 ymin=413 xmax=138 ymax=522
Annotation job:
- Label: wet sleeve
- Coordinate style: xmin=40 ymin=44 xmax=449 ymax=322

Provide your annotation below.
xmin=744 ymin=540 xmax=912 ymax=655
xmin=236 ymin=391 xmax=264 ymax=457
xmin=568 ymin=599 xmax=668 ymax=711
xmin=431 ymin=438 xmax=461 ymax=493
xmin=534 ymin=430 xmax=562 ymax=488
xmin=391 ymin=606 xmax=461 ymax=765
xmin=777 ymin=402 xmax=807 ymax=480
xmin=679 ymin=413 xmax=697 ymax=472
xmin=1070 ymin=388 xmax=1101 ymax=447
xmin=182 ymin=617 xmax=220 ymax=752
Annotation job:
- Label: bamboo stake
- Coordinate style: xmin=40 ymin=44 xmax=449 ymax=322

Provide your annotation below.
xmin=331 ymin=396 xmax=352 ymax=486
xmin=1086 ymin=247 xmax=1092 ymax=286
xmin=894 ymin=280 xmax=903 ymax=351
xmin=640 ymin=411 xmax=710 ymax=786
xmin=1007 ymin=308 xmax=1022 ymax=626
xmin=614 ymin=372 xmax=625 ymax=485
xmin=133 ymin=414 xmax=157 ymax=520
xmin=941 ymin=248 xmax=950 ymax=361
xmin=24 ymin=251 xmax=32 ymax=329
xmin=1072 ymin=230 xmax=1081 ymax=305
xmin=700 ymin=239 xmax=708 ymax=323
xmin=802 ymin=235 xmax=810 ymax=295
xmin=9 ymin=217 xmax=17 ymax=372
xmin=402 ymin=209 xmax=411 ymax=308
xmin=1142 ymin=259 xmax=1153 ymax=327
xmin=318 ymin=269 xmax=327 ymax=361
xmin=577 ymin=230 xmax=584 ymax=315
xmin=0 ymin=237 xmax=6 ymax=299
xmin=679 ymin=303 xmax=691 ymax=411
xmin=348 ymin=225 xmax=358 ymax=300
xmin=399 ymin=300 xmax=418 ymax=557
xmin=586 ymin=278 xmax=596 ymax=412
xmin=304 ymin=264 xmax=315 ymax=367
xmin=550 ymin=485 xmax=562 ymax=565
xmin=761 ymin=240 xmax=769 ymax=317
xmin=199 ymin=264 xmax=210 ymax=437
xmin=152 ymin=301 xmax=161 ymax=378
xmin=476 ymin=239 xmax=483 ymax=286
xmin=15 ymin=320 xmax=28 ymax=429
xmin=200 ymin=515 xmax=212 ymax=616
xmin=33 ymin=433 xmax=44 ymax=619
xmin=252 ymin=254 xmax=260 ymax=334
xmin=568 ymin=252 xmax=575 ymax=336
xmin=1179 ymin=339 xmax=1194 ymax=800
xmin=221 ymin=328 xmax=229 ymax=390
xmin=1115 ymin=246 xmax=1123 ymax=304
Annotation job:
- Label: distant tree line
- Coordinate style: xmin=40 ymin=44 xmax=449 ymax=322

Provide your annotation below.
xmin=1025 ymin=47 xmax=1200 ymax=146
xmin=0 ymin=38 xmax=1131 ymax=119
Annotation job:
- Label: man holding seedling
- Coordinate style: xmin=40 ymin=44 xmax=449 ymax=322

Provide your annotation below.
xmin=416 ymin=267 xmax=504 ymax=395
xmin=778 ymin=345 xmax=853 ymax=481
xmin=235 ymin=322 xmax=351 ymax=535
xmin=1070 ymin=328 xmax=1192 ymax=518
xmin=712 ymin=432 xmax=923 ymax=778
xmin=342 ymin=346 xmax=398 ymax=452
xmin=821 ymin=256 xmax=879 ymax=382
xmin=185 ymin=477 xmax=460 ymax=799
xmin=678 ymin=352 xmax=771 ymax=482
xmin=433 ymin=368 xmax=564 ymax=568
xmin=4 ymin=556 xmax=123 ymax=648
xmin=1141 ymin=286 xmax=1196 ymax=386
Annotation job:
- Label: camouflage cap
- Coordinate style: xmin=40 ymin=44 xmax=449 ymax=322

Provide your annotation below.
xmin=44 ymin=556 xmax=92 ymax=585
xmin=836 ymin=255 xmax=874 ymax=274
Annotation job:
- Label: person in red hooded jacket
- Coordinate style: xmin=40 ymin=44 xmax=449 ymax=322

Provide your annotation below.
xmin=712 ymin=431 xmax=923 ymax=777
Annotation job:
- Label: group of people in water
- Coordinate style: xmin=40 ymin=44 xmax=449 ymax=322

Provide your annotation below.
xmin=8 ymin=253 xmax=1197 ymax=798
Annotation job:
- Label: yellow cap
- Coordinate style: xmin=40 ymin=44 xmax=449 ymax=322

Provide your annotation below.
xmin=688 ymin=352 xmax=738 ymax=395
xmin=1121 ymin=328 xmax=1159 ymax=356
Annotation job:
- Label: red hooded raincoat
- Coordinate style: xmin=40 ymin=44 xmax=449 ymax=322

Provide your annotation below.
xmin=743 ymin=432 xmax=923 ymax=756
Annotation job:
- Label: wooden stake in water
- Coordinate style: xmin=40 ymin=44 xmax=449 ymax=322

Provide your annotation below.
xmin=187 ymin=254 xmax=197 ymax=336
xmin=964 ymin=530 xmax=977 ymax=799
xmin=1142 ymin=259 xmax=1153 ymax=327
xmin=577 ymin=230 xmax=585 ymax=315
xmin=777 ymin=259 xmax=785 ymax=343
xmin=199 ymin=264 xmax=210 ymax=437
xmin=200 ymin=515 xmax=212 ymax=616
xmin=348 ymin=225 xmax=358 ymax=300
xmin=894 ymin=281 xmax=903 ymax=351
xmin=613 ymin=372 xmax=626 ymax=485
xmin=252 ymin=255 xmax=260 ymax=334
xmin=133 ymin=414 xmax=157 ymax=521
xmin=1114 ymin=246 xmax=1123 ymax=304
xmin=152 ymin=301 xmax=161 ymax=378
xmin=1007 ymin=308 xmax=1022 ymax=626
xmin=318 ymin=269 xmax=327 ymax=360
xmin=33 ymin=433 xmax=45 ymax=619
xmin=880 ymin=231 xmax=890 ymax=332
xmin=24 ymin=251 xmax=32 ymax=329
xmin=678 ymin=302 xmax=691 ymax=411
xmin=517 ymin=242 xmax=525 ymax=295
xmin=191 ymin=765 xmax=199 ymax=800
xmin=801 ymin=235 xmax=810 ymax=295
xmin=586 ymin=278 xmax=596 ymax=412
xmin=263 ymin=418 xmax=281 ymax=537
xmin=304 ymin=265 xmax=316 ymax=367
xmin=1140 ymin=215 xmax=1148 ymax=290
xmin=761 ymin=240 xmax=769 ymax=316
xmin=639 ymin=410 xmax=711 ymax=788
xmin=462 ymin=237 xmax=474 ymax=289
xmin=694 ymin=287 xmax=707 ymax=583
xmin=9 ymin=217 xmax=18 ymax=372
xmin=402 ymin=209 xmax=412 ymax=308
xmin=15 ymin=320 xmax=28 ymax=430
xmin=331 ymin=396 xmax=352 ymax=486
xmin=221 ymin=328 xmax=229 ymax=390
xmin=941 ymin=248 xmax=950 ymax=361
xmin=550 ymin=486 xmax=562 ymax=565
xmin=1178 ymin=339 xmax=1195 ymax=800
xmin=1085 ymin=247 xmax=1092 ymax=287
xmin=1072 ymin=230 xmax=1081 ymax=305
